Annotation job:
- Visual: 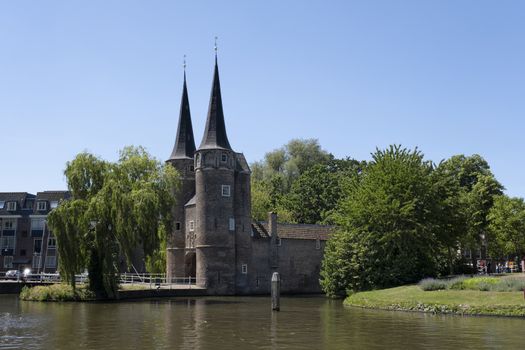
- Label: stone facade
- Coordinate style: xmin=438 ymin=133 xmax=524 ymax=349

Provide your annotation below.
xmin=166 ymin=58 xmax=334 ymax=295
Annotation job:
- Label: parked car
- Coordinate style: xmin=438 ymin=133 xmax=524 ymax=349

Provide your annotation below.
xmin=5 ymin=270 xmax=21 ymax=280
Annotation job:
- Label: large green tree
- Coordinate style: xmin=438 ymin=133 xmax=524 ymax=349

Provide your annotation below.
xmin=48 ymin=146 xmax=178 ymax=298
xmin=488 ymin=195 xmax=525 ymax=259
xmin=251 ymin=138 xmax=332 ymax=221
xmin=321 ymin=146 xmax=440 ymax=296
xmin=433 ymin=155 xmax=502 ymax=271
xmin=282 ymin=159 xmax=363 ymax=224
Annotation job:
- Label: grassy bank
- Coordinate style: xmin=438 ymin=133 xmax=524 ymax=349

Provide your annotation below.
xmin=20 ymin=284 xmax=96 ymax=301
xmin=345 ymin=284 xmax=525 ymax=317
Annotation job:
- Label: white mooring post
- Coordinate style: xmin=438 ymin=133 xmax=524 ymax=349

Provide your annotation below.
xmin=271 ymin=272 xmax=280 ymax=311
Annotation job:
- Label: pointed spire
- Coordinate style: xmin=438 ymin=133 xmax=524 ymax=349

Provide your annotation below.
xmin=169 ymin=59 xmax=196 ymax=160
xmin=198 ymin=42 xmax=232 ymax=151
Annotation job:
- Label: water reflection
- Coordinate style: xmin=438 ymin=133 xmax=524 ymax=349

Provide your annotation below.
xmin=0 ymin=295 xmax=523 ymax=349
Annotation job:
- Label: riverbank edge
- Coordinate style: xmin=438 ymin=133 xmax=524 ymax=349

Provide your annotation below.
xmin=18 ymin=284 xmax=209 ymax=302
xmin=344 ymin=286 xmax=525 ymax=317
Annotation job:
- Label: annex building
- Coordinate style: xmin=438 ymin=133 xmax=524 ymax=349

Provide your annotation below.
xmin=0 ymin=191 xmax=69 ymax=274
xmin=166 ymin=57 xmax=334 ymax=295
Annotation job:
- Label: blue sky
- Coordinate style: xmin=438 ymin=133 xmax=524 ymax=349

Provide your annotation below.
xmin=1 ymin=1 xmax=524 ymax=197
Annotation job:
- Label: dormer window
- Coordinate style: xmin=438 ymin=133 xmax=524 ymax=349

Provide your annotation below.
xmin=221 ymin=153 xmax=227 ymax=162
xmin=6 ymin=202 xmax=16 ymax=211
xmin=0 ymin=201 xmax=4 ymax=209
xmin=221 ymin=185 xmax=231 ymax=197
xmin=37 ymin=201 xmax=47 ymax=211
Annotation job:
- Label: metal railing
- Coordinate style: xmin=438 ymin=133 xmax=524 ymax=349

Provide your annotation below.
xmin=120 ymin=273 xmax=205 ymax=289
xmin=1 ymin=272 xmax=204 ymax=289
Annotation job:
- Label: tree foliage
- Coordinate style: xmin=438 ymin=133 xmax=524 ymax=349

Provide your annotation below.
xmin=488 ymin=195 xmax=525 ymax=258
xmin=48 ymin=146 xmax=179 ymax=298
xmin=321 ymin=146 xmax=440 ymax=295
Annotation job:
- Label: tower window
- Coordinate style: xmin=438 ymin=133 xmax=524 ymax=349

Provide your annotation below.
xmin=221 ymin=153 xmax=227 ymax=162
xmin=229 ymin=217 xmax=235 ymax=231
xmin=189 ymin=165 xmax=195 ymax=172
xmin=241 ymin=264 xmax=248 ymax=274
xmin=175 ymin=222 xmax=181 ymax=230
xmin=196 ymin=154 xmax=201 ymax=167
xmin=189 ymin=221 xmax=195 ymax=232
xmin=221 ymin=185 xmax=231 ymax=197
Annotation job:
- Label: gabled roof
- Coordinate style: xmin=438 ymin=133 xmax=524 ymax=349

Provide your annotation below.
xmin=0 ymin=192 xmax=36 ymax=215
xmin=168 ymin=73 xmax=196 ymax=161
xmin=198 ymin=57 xmax=232 ymax=151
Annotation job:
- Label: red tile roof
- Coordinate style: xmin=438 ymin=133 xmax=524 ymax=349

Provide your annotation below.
xmin=253 ymin=221 xmax=335 ymax=241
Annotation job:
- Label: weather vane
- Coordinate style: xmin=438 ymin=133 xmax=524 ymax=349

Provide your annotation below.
xmin=183 ymin=54 xmax=186 ymax=71
xmin=214 ymin=36 xmax=218 ymax=55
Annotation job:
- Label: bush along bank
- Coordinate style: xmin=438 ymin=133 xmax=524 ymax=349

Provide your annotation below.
xmin=345 ymin=276 xmax=525 ymax=317
xmin=19 ymin=284 xmax=96 ymax=302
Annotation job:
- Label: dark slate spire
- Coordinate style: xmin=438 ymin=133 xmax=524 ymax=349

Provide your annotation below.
xmin=198 ymin=55 xmax=232 ymax=151
xmin=168 ymin=71 xmax=196 ymax=160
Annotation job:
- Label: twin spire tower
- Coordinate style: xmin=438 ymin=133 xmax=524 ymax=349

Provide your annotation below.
xmin=168 ymin=52 xmax=231 ymax=161
xmin=166 ymin=49 xmax=252 ymax=295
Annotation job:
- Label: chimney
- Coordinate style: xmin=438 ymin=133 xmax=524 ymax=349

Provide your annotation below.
xmin=269 ymin=212 xmax=277 ymax=242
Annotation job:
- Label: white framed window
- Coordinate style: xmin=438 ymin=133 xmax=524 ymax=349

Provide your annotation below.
xmin=315 ymin=238 xmax=321 ymax=250
xmin=37 ymin=201 xmax=47 ymax=211
xmin=50 ymin=201 xmax=59 ymax=209
xmin=32 ymin=255 xmax=42 ymax=269
xmin=0 ymin=201 xmax=4 ymax=209
xmin=0 ymin=236 xmax=15 ymax=250
xmin=6 ymin=202 xmax=16 ymax=211
xmin=241 ymin=264 xmax=248 ymax=274
xmin=221 ymin=185 xmax=231 ymax=197
xmin=3 ymin=219 xmax=16 ymax=230
xmin=189 ymin=221 xmax=195 ymax=232
xmin=45 ymin=255 xmax=56 ymax=268
xmin=31 ymin=218 xmax=46 ymax=231
xmin=48 ymin=237 xmax=57 ymax=248
xmin=229 ymin=217 xmax=235 ymax=231
xmin=3 ymin=256 xmax=13 ymax=268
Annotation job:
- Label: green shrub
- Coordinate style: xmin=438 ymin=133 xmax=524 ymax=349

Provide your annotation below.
xmin=19 ymin=284 xmax=95 ymax=301
xmin=418 ymin=278 xmax=447 ymax=291
xmin=493 ymin=278 xmax=525 ymax=292
xmin=448 ymin=276 xmax=468 ymax=290
xmin=462 ymin=277 xmax=499 ymax=290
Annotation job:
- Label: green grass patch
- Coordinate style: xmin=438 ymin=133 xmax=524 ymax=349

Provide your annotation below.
xmin=345 ymin=285 xmax=525 ymax=317
xmin=19 ymin=284 xmax=96 ymax=302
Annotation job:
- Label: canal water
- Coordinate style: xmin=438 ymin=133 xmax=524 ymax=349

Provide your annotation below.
xmin=0 ymin=294 xmax=523 ymax=349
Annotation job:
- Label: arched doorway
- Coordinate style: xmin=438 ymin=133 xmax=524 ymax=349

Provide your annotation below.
xmin=184 ymin=251 xmax=196 ymax=278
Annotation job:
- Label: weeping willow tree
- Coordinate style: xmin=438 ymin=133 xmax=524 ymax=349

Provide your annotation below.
xmin=48 ymin=147 xmax=179 ymax=299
